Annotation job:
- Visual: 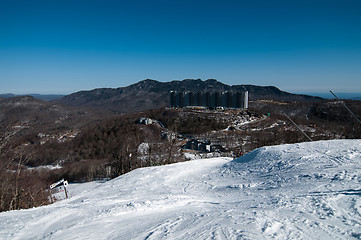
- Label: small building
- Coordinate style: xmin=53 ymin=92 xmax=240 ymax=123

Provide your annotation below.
xmin=138 ymin=118 xmax=153 ymax=125
xmin=210 ymin=144 xmax=226 ymax=153
xmin=184 ymin=139 xmax=211 ymax=153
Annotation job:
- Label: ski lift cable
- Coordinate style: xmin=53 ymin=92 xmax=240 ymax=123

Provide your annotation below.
xmin=330 ymin=90 xmax=361 ymax=125
xmin=283 ymin=113 xmax=313 ymax=142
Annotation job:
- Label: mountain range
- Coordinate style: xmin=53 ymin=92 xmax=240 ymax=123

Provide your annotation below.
xmin=54 ymin=79 xmax=323 ymax=113
xmin=0 ymin=93 xmax=65 ymax=101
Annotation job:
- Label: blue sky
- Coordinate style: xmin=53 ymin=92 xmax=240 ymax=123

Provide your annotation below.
xmin=1 ymin=0 xmax=360 ymax=94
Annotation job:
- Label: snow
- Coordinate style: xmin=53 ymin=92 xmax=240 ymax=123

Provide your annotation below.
xmin=27 ymin=164 xmax=62 ymax=171
xmin=1 ymin=139 xmax=361 ymax=239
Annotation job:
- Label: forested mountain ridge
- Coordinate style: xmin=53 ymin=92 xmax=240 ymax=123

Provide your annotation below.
xmin=55 ymin=79 xmax=323 ymax=113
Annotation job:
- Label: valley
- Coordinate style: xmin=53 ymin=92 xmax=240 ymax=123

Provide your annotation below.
xmin=0 ymin=79 xmax=360 ymax=212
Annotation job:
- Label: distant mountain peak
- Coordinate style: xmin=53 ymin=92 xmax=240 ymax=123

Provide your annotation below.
xmin=55 ymin=79 xmax=323 ymax=113
xmin=205 ymin=78 xmax=222 ymax=84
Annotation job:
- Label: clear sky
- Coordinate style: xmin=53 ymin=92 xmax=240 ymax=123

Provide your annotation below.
xmin=1 ymin=0 xmax=361 ymax=94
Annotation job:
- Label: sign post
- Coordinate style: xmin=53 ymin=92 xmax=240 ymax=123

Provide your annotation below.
xmin=49 ymin=179 xmax=69 ymax=203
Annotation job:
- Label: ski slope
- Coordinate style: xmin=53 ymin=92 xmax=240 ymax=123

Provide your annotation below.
xmin=1 ymin=139 xmax=361 ymax=239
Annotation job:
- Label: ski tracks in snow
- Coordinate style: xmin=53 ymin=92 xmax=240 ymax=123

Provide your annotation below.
xmin=1 ymin=140 xmax=361 ymax=239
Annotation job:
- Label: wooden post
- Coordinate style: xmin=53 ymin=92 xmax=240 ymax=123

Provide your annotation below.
xmin=49 ymin=186 xmax=53 ymax=203
xmin=64 ymin=184 xmax=68 ymax=199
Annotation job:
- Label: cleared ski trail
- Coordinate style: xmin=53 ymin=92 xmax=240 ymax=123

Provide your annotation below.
xmin=1 ymin=139 xmax=361 ymax=239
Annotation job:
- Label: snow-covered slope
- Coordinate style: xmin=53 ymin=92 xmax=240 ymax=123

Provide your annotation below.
xmin=1 ymin=140 xmax=361 ymax=239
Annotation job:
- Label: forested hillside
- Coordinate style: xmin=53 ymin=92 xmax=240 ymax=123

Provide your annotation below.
xmin=0 ymin=81 xmax=359 ymax=212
